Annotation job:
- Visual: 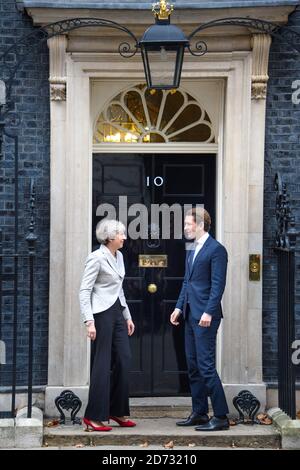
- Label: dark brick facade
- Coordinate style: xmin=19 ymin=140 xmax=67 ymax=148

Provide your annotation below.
xmin=264 ymin=7 xmax=300 ymax=384
xmin=0 ymin=0 xmax=50 ymax=386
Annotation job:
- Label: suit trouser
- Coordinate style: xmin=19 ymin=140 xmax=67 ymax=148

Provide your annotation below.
xmin=84 ymin=299 xmax=131 ymax=421
xmin=185 ymin=306 xmax=229 ymax=416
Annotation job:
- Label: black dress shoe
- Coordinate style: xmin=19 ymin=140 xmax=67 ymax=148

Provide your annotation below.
xmin=176 ymin=412 xmax=209 ymax=426
xmin=195 ymin=416 xmax=229 ymax=431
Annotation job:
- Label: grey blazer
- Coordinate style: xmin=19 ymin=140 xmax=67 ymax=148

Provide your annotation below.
xmin=79 ymin=244 xmax=131 ymax=323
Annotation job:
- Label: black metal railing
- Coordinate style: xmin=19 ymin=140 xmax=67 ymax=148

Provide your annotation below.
xmin=0 ymin=182 xmax=37 ymax=419
xmin=274 ymin=172 xmax=298 ymax=419
xmin=0 ymin=125 xmax=37 ymax=419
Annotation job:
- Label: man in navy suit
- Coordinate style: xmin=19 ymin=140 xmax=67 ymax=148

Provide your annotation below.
xmin=170 ymin=207 xmax=229 ymax=431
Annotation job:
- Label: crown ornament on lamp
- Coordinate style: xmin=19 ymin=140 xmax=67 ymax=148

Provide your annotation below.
xmin=152 ymin=1 xmax=174 ymax=21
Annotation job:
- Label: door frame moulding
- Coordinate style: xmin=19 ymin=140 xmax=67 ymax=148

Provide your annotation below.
xmin=92 ymin=144 xmax=218 ymax=153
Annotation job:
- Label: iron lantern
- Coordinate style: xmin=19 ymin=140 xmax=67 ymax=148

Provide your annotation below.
xmin=139 ymin=1 xmax=189 ymax=90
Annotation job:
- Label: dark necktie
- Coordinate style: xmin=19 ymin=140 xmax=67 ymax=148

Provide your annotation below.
xmin=188 ymin=249 xmax=195 ymax=270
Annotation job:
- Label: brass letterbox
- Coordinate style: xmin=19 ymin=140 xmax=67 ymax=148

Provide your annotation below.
xmin=139 ymin=254 xmax=168 ymax=268
xmin=249 ymin=254 xmax=261 ymax=281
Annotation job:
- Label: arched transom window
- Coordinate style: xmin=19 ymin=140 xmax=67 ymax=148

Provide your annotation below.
xmin=93 ymin=84 xmax=215 ymax=144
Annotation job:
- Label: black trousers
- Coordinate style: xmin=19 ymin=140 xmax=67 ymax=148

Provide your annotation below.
xmin=84 ymin=298 xmax=131 ymax=421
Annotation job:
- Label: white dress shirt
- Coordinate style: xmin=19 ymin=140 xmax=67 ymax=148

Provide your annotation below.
xmin=192 ymin=232 xmax=210 ymax=263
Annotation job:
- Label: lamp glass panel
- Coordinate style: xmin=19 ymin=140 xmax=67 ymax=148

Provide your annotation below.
xmin=147 ymin=47 xmax=177 ymax=88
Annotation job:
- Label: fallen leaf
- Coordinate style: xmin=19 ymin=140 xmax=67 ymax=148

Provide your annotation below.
xmin=188 ymin=443 xmax=196 ymax=447
xmin=140 ymin=442 xmax=149 ymax=448
xmin=46 ymin=419 xmax=60 ymax=427
xmin=164 ymin=440 xmax=174 ymax=449
xmin=296 ymin=410 xmax=300 ymax=420
xmin=260 ymin=417 xmax=272 ymax=425
xmin=75 ymin=443 xmax=84 ymax=448
xmin=229 ymin=419 xmax=237 ymax=426
xmin=256 ymin=413 xmax=272 ymax=425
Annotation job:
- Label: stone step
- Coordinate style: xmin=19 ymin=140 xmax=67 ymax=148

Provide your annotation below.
xmin=129 ymin=397 xmax=192 ymax=418
xmin=43 ymin=418 xmax=281 ymax=449
xmin=130 ymin=406 xmax=190 ymax=418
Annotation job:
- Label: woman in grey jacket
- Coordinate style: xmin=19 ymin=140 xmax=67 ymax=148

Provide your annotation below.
xmin=79 ymin=219 xmax=135 ymax=431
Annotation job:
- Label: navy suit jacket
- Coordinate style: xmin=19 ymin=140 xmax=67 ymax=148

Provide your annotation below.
xmin=175 ymin=235 xmax=228 ymax=320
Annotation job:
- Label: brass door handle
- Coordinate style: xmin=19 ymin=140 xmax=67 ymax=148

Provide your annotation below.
xmin=147 ymin=283 xmax=157 ymax=294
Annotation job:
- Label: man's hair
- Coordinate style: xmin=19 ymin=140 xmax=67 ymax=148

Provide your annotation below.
xmin=186 ymin=207 xmax=211 ymax=232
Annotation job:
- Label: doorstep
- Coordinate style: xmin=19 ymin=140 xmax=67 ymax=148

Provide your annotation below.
xmin=43 ymin=418 xmax=281 ymax=449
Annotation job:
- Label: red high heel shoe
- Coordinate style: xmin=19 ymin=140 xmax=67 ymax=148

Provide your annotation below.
xmin=109 ymin=416 xmax=136 ymax=427
xmin=83 ymin=417 xmax=112 ymax=432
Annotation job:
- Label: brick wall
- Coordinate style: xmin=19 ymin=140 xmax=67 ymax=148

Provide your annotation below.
xmin=0 ymin=0 xmax=49 ymax=386
xmin=264 ymin=7 xmax=300 ymax=384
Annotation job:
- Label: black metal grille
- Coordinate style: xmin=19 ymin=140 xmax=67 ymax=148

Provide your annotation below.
xmin=0 ymin=126 xmax=37 ymax=418
xmin=276 ymin=250 xmax=296 ymax=418
xmin=274 ymin=173 xmax=298 ymax=419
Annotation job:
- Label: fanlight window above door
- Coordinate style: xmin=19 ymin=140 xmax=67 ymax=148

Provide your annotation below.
xmin=93 ymin=84 xmax=215 ymax=144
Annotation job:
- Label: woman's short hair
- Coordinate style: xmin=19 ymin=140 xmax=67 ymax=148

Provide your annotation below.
xmin=96 ymin=219 xmax=126 ymax=244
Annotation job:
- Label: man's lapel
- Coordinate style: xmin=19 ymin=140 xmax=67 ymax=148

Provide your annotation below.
xmin=188 ymin=235 xmax=211 ymax=278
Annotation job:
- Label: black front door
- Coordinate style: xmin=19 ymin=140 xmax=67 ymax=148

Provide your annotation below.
xmin=92 ymin=153 xmax=216 ymax=396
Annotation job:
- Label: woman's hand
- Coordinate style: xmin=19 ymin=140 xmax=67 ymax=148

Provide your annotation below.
xmin=127 ymin=319 xmax=135 ymax=336
xmin=85 ymin=321 xmax=96 ymax=341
